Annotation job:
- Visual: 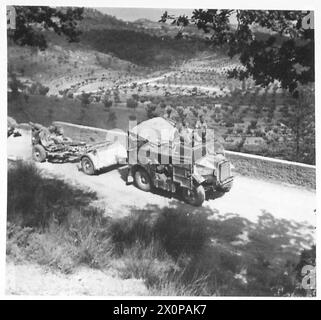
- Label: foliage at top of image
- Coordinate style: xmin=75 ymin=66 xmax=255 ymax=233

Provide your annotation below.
xmin=8 ymin=6 xmax=84 ymax=50
xmin=161 ymin=10 xmax=314 ymax=95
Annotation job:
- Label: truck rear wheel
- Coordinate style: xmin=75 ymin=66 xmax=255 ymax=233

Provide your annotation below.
xmin=81 ymin=156 xmax=95 ymax=175
xmin=134 ymin=168 xmax=152 ymax=192
xmin=182 ymin=185 xmax=205 ymax=206
xmin=32 ymin=144 xmax=47 ymax=162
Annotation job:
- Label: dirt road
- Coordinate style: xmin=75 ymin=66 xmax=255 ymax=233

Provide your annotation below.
xmin=7 ymin=130 xmax=316 ymax=229
xmin=120 ymin=71 xmax=229 ymax=95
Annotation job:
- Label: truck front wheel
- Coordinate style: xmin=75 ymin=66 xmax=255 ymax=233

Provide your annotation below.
xmin=134 ymin=168 xmax=152 ymax=192
xmin=181 ymin=185 xmax=205 ymax=206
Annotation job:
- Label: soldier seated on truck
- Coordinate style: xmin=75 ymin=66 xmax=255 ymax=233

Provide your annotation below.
xmin=195 ymin=115 xmax=207 ymax=138
xmin=177 ymin=120 xmax=193 ymax=145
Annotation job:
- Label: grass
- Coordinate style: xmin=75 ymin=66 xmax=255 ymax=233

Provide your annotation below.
xmin=7 ymin=161 xmax=316 ymax=296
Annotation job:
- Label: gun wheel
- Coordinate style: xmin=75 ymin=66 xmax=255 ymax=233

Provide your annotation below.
xmin=32 ymin=144 xmax=47 ymax=162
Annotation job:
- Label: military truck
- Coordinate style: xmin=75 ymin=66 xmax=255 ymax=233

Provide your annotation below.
xmin=127 ymin=117 xmax=233 ymax=206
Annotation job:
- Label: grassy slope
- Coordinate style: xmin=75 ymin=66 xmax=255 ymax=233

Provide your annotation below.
xmin=7 ymin=161 xmax=315 ymax=296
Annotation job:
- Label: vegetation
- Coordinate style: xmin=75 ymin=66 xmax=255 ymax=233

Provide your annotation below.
xmin=161 ymin=9 xmax=314 ymax=95
xmin=126 ymin=98 xmax=138 ymax=109
xmin=161 ymin=10 xmax=315 ymax=164
xmin=8 ymin=94 xmax=146 ymax=131
xmin=81 ymin=28 xmax=209 ymax=67
xmin=7 ymin=161 xmax=315 ymax=296
xmin=8 ymin=6 xmax=84 ymax=50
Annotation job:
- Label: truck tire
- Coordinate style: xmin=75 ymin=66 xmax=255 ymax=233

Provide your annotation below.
xmin=181 ymin=185 xmax=205 ymax=206
xmin=32 ymin=144 xmax=47 ymax=162
xmin=134 ymin=168 xmax=152 ymax=192
xmin=81 ymin=156 xmax=95 ymax=175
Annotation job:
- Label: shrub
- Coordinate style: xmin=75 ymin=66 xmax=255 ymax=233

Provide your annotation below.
xmin=102 ymin=92 xmax=113 ymax=109
xmin=28 ymin=82 xmax=49 ymax=96
xmin=145 ymin=103 xmax=157 ymax=119
xmin=8 ymin=72 xmax=24 ymax=97
xmin=126 ymin=98 xmax=138 ymax=109
xmin=79 ymin=92 xmax=91 ymax=107
xmin=7 ymin=161 xmax=97 ymax=228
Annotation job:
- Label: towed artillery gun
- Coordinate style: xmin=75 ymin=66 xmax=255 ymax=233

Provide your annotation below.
xmin=30 ymin=122 xmax=112 ymax=163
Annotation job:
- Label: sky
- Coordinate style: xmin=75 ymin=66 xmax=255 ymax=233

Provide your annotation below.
xmin=97 ymin=7 xmax=194 ymax=22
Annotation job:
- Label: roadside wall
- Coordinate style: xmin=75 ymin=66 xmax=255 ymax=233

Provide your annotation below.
xmin=225 ymin=151 xmax=316 ymax=189
xmin=53 ymin=121 xmax=109 ymax=144
xmin=54 ymin=121 xmax=316 ymax=189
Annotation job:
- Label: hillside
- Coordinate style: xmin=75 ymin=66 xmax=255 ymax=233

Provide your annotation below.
xmin=7 ymin=8 xmax=315 ymax=164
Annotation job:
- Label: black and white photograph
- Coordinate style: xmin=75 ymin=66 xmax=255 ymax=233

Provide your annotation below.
xmin=3 ymin=1 xmax=318 ymax=298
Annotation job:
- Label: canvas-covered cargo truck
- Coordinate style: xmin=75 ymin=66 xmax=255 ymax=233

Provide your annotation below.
xmin=127 ymin=117 xmax=233 ymax=206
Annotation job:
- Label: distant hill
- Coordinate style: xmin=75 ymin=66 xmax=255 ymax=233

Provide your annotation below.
xmin=79 ymin=8 xmax=136 ymax=31
xmin=81 ymin=28 xmax=210 ymax=67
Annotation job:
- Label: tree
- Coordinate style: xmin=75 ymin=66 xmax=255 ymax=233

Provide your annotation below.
xmin=154 ymin=10 xmax=315 ymax=163
xmin=160 ymin=10 xmax=314 ymax=95
xmin=113 ymin=88 xmax=121 ymax=103
xmin=287 ymin=86 xmax=315 ymax=164
xmin=102 ymin=90 xmax=113 ymax=109
xmin=8 ymin=72 xmax=24 ymax=97
xmin=8 ymin=6 xmax=84 ymax=50
xmin=145 ymin=103 xmax=158 ymax=119
xmin=126 ymin=98 xmax=138 ymax=109
xmin=107 ymin=110 xmax=117 ymax=128
xmin=79 ymin=91 xmax=91 ymax=108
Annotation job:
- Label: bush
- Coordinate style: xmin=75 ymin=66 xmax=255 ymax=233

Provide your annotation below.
xmin=8 ymin=72 xmax=24 ymax=97
xmin=145 ymin=103 xmax=158 ymax=119
xmin=126 ymin=98 xmax=138 ymax=109
xmin=7 ymin=161 xmax=97 ymax=228
xmin=102 ymin=93 xmax=113 ymax=109
xmin=28 ymin=82 xmax=49 ymax=96
xmin=79 ymin=92 xmax=91 ymax=107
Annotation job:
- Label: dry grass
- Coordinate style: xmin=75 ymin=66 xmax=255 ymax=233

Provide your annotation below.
xmin=7 ymin=161 xmax=315 ymax=296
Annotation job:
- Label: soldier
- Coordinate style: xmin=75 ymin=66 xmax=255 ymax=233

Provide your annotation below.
xmin=195 ymin=114 xmax=208 ymax=154
xmin=7 ymin=117 xmax=21 ymax=138
xmin=177 ymin=120 xmax=192 ymax=145
xmin=38 ymin=125 xmax=72 ymax=148
xmin=48 ymin=125 xmax=72 ymax=145
xmin=7 ymin=127 xmax=21 ymax=138
xmin=163 ymin=105 xmax=173 ymax=120
xmin=195 ymin=114 xmax=208 ymax=132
